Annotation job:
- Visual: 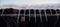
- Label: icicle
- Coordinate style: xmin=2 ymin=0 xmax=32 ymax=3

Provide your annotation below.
xmin=50 ymin=9 xmax=52 ymax=15
xmin=2 ymin=9 xmax=4 ymax=15
xmin=17 ymin=10 xmax=20 ymax=24
xmin=29 ymin=9 xmax=30 ymax=21
xmin=54 ymin=10 xmax=59 ymax=27
xmin=34 ymin=10 xmax=36 ymax=23
xmin=44 ymin=10 xmax=48 ymax=22
xmin=39 ymin=10 xmax=42 ymax=23
xmin=24 ymin=10 xmax=26 ymax=22
xmin=55 ymin=10 xmax=59 ymax=21
xmin=2 ymin=9 xmax=10 ymax=27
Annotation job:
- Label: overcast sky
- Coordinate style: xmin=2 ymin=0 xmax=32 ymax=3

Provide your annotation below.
xmin=0 ymin=0 xmax=60 ymax=5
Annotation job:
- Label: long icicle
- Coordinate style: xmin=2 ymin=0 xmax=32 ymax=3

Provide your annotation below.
xmin=54 ymin=10 xmax=59 ymax=27
xmin=44 ymin=10 xmax=48 ymax=22
xmin=34 ymin=10 xmax=36 ymax=23
xmin=2 ymin=9 xmax=10 ymax=27
xmin=17 ymin=10 xmax=20 ymax=24
xmin=24 ymin=10 xmax=26 ymax=22
xmin=39 ymin=10 xmax=42 ymax=23
xmin=29 ymin=9 xmax=30 ymax=21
